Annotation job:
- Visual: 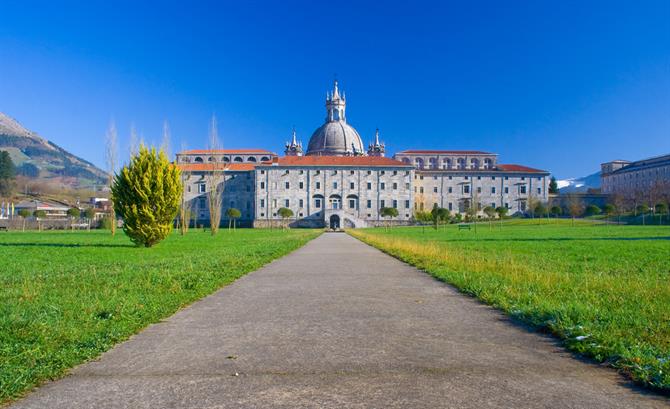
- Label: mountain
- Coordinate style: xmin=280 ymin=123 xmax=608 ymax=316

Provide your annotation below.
xmin=557 ymin=171 xmax=601 ymax=193
xmin=0 ymin=112 xmax=108 ymax=189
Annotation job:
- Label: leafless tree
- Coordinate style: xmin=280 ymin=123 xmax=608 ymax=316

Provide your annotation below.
xmin=129 ymin=123 xmax=139 ymax=159
xmin=612 ymin=192 xmax=627 ymax=224
xmin=179 ymin=169 xmax=192 ymax=235
xmin=105 ymin=120 xmax=118 ymax=236
xmin=206 ymin=115 xmax=224 ymax=235
xmin=566 ymin=194 xmax=583 ymax=226
xmin=161 ymin=120 xmax=171 ymax=160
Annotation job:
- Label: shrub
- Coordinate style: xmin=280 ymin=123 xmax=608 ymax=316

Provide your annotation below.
xmin=550 ymin=206 xmax=562 ymax=216
xmin=585 ymin=204 xmax=601 ymax=216
xmin=111 ymin=146 xmax=182 ymax=247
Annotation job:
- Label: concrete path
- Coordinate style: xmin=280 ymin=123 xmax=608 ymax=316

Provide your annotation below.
xmin=11 ymin=233 xmax=668 ymax=408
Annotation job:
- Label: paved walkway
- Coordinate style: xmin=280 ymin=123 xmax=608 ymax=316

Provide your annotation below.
xmin=12 ymin=233 xmax=668 ymax=408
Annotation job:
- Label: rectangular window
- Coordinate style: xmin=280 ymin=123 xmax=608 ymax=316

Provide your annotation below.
xmin=537 ymin=187 xmax=542 ymax=194
xmin=477 ymin=176 xmax=481 ymax=180
xmin=419 ymin=187 xmax=424 ymax=193
xmin=198 ymin=184 xmax=206 ymax=193
xmin=315 ymin=199 xmax=322 ymax=208
xmin=465 ymin=176 xmax=469 ymax=180
xmin=381 ymin=171 xmax=385 ymax=175
xmin=433 ymin=187 xmax=438 ymax=193
xmin=464 ymin=185 xmax=470 ymax=194
xmin=299 ymin=181 xmax=304 ymax=189
xmin=491 ymin=187 xmax=496 ymax=194
xmin=367 ymin=182 xmax=372 ymax=190
xmin=272 ymin=199 xmax=277 ymax=208
xmin=381 ymin=182 xmax=385 ymax=190
xmin=367 ymin=199 xmax=372 ymax=208
xmin=349 ymin=199 xmax=355 ymax=209
xmin=316 ymin=170 xmax=321 ymax=175
xmin=405 ymin=183 xmax=410 ymax=189
xmin=491 ymin=202 xmax=496 ymax=208
xmin=521 ymin=177 xmax=526 ymax=181
xmin=393 ymin=200 xmax=398 ymax=209
xmin=261 ymin=170 xmax=265 ymax=175
xmin=448 ymin=176 xmax=453 ymax=180
xmin=316 ymin=182 xmax=321 ymax=189
xmin=299 ymin=170 xmax=304 ymax=175
xmin=520 ymin=185 xmax=527 ymax=194
xmin=285 ymin=199 xmax=289 ymax=207
xmin=492 ymin=176 xmax=496 ymax=180
xmin=448 ymin=202 xmax=453 ymax=211
xmin=393 ymin=182 xmax=398 ymax=190
xmin=477 ymin=187 xmax=482 ymax=193
xmin=350 ymin=182 xmax=355 ymax=189
xmin=333 ymin=182 xmax=338 ymax=189
xmin=187 ymin=185 xmax=191 ymax=193
xmin=448 ymin=187 xmax=452 ymax=193
xmin=299 ymin=199 xmax=304 ymax=208
xmin=380 ymin=200 xmax=385 ymax=208
xmin=285 ymin=181 xmax=290 ymax=189
xmin=504 ymin=187 xmax=509 ymax=194
xmin=505 ymin=202 xmax=510 ymax=209
xmin=260 ymin=199 xmax=265 ymax=208
xmin=350 ymin=170 xmax=355 ymax=175
xmin=367 ymin=170 xmax=371 ymax=175
xmin=393 ymin=170 xmax=398 ymax=176
xmin=405 ymin=200 xmax=410 ymax=208
xmin=505 ymin=176 xmax=509 ymax=180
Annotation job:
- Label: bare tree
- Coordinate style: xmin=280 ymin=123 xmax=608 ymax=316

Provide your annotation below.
xmin=206 ymin=115 xmax=224 ymax=235
xmin=161 ymin=120 xmax=171 ymax=159
xmin=566 ymin=194 xmax=584 ymax=226
xmin=105 ymin=120 xmax=118 ymax=236
xmin=612 ymin=193 xmax=627 ymax=224
xmin=129 ymin=123 xmax=139 ymax=159
xmin=179 ymin=169 xmax=192 ymax=235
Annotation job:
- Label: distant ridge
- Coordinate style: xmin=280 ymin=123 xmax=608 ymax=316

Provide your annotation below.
xmin=0 ymin=112 xmax=108 ymax=189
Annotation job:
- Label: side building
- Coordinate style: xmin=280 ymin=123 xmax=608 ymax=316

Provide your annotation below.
xmin=601 ymin=154 xmax=670 ymax=205
xmin=395 ymin=150 xmax=549 ymax=214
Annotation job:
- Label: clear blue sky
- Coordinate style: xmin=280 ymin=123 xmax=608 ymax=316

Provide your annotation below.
xmin=1 ymin=1 xmax=668 ymax=178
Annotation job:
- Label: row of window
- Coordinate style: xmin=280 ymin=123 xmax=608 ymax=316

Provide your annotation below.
xmin=259 ymin=198 xmax=411 ymax=210
xmin=260 ymin=181 xmax=411 ymax=191
xmin=259 ymin=169 xmax=410 ymax=176
xmin=416 ymin=186 xmax=542 ymax=195
xmin=416 ymin=175 xmax=542 ymax=181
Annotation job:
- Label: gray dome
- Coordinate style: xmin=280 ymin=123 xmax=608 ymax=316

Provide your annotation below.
xmin=306 ymin=121 xmax=365 ymax=156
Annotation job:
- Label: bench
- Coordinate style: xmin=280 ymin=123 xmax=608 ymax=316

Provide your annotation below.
xmin=458 ymin=224 xmax=471 ymax=231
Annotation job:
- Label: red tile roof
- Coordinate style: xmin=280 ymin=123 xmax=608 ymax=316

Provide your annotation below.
xmin=497 ymin=164 xmax=548 ymax=173
xmin=179 ymin=149 xmax=275 ymax=155
xmin=396 ymin=150 xmax=494 ymax=155
xmin=258 ymin=156 xmax=413 ymax=167
xmin=177 ymin=163 xmax=256 ymax=172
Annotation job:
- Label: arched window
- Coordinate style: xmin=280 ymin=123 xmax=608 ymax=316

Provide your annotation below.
xmin=346 ymin=194 xmax=358 ymax=210
xmin=247 ymin=157 xmax=257 ymax=162
xmin=223 ymin=156 xmax=230 ymax=162
xmin=471 ymin=158 xmax=480 ymax=169
xmin=208 ymin=156 xmax=215 ymax=162
xmin=429 ymin=157 xmax=437 ymax=169
xmin=233 ymin=156 xmax=243 ymax=163
xmin=457 ymin=158 xmax=466 ymax=169
xmin=194 ymin=156 xmax=204 ymax=163
xmin=442 ymin=158 xmax=451 ymax=169
xmin=484 ymin=158 xmax=492 ymax=169
xmin=260 ymin=156 xmax=270 ymax=162
xmin=415 ymin=158 xmax=424 ymax=169
xmin=401 ymin=157 xmax=411 ymax=164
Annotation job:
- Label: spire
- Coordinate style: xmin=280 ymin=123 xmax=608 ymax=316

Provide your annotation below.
xmin=332 ymin=79 xmax=340 ymax=100
xmin=284 ymin=127 xmax=303 ymax=156
xmin=367 ymin=128 xmax=386 ymax=157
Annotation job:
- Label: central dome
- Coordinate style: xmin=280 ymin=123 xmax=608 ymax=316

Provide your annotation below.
xmin=305 ymin=80 xmax=366 ymax=156
xmin=306 ymin=121 xmax=364 ymax=156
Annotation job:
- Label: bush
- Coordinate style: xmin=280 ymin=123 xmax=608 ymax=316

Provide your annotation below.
xmin=585 ymin=204 xmax=601 ymax=216
xmin=111 ymin=146 xmax=182 ymax=247
xmin=550 ymin=206 xmax=562 ymax=216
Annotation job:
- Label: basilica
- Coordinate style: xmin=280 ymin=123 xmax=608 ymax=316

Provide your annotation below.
xmin=176 ymin=81 xmax=549 ymax=228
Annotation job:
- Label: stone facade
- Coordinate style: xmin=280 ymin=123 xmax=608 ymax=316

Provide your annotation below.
xmin=174 ymin=80 xmax=551 ymax=228
xmin=601 ymin=154 xmax=670 ymax=202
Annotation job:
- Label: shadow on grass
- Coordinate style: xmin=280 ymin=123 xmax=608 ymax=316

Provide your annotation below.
xmin=0 ymin=242 xmax=135 ymax=248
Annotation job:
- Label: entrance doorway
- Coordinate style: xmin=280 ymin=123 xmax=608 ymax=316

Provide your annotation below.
xmin=329 ymin=214 xmax=340 ymax=229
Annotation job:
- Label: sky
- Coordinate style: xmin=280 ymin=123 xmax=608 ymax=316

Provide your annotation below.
xmin=0 ymin=0 xmax=668 ymax=179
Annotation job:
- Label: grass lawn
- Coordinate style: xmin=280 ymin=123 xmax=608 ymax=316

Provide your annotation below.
xmin=0 ymin=228 xmax=320 ymax=404
xmin=349 ymin=219 xmax=670 ymax=391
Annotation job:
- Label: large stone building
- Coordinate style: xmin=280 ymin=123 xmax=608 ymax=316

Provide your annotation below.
xmin=176 ymin=81 xmax=549 ymax=228
xmin=601 ymin=154 xmax=670 ymax=204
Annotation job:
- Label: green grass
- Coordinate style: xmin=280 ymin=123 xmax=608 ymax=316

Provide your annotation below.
xmin=0 ymin=228 xmax=320 ymax=403
xmin=349 ymin=219 xmax=670 ymax=391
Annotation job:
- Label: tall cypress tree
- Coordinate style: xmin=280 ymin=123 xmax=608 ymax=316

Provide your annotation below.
xmin=111 ymin=146 xmax=182 ymax=247
xmin=0 ymin=150 xmax=16 ymax=197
